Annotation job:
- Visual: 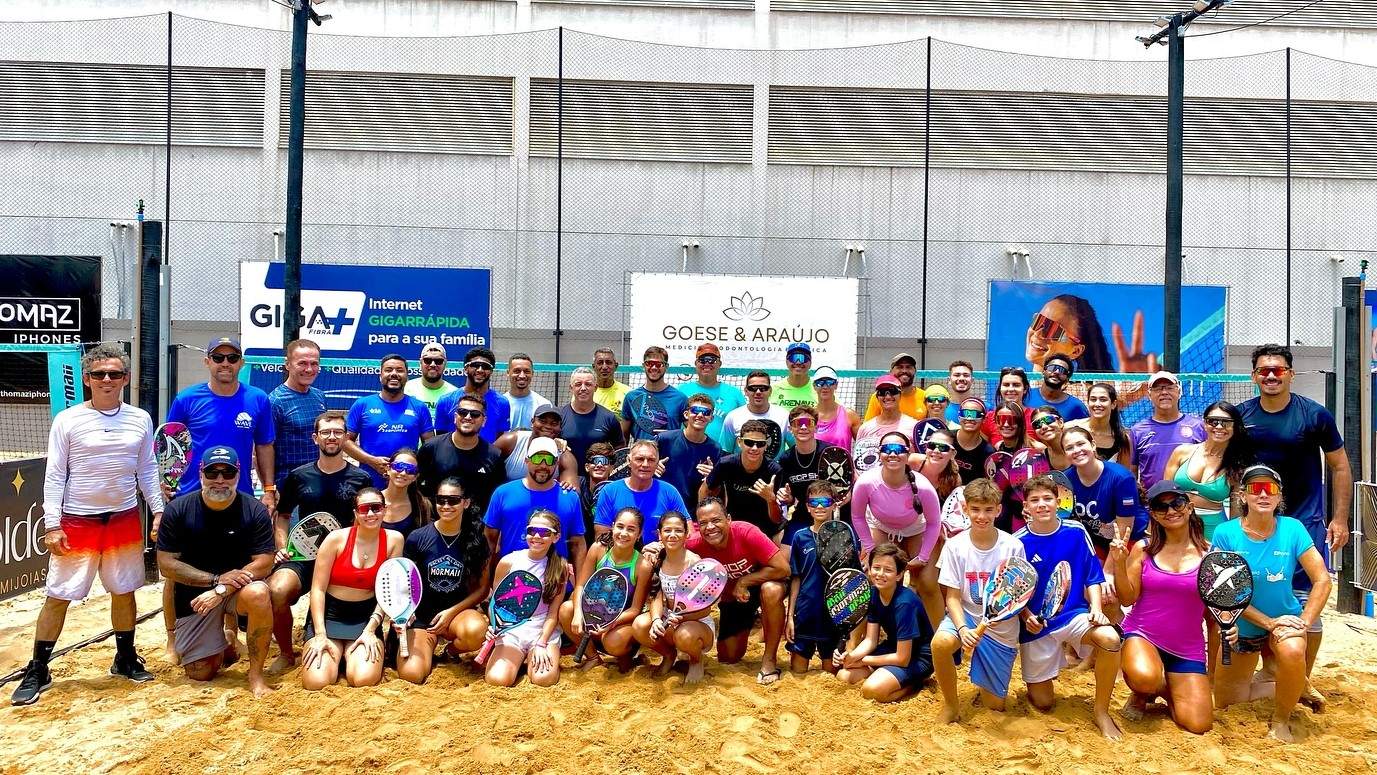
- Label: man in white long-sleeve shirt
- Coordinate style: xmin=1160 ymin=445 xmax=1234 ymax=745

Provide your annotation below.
xmin=11 ymin=343 xmax=165 ymax=706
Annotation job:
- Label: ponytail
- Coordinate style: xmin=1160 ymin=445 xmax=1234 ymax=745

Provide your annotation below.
xmin=528 ymin=509 xmax=568 ymax=604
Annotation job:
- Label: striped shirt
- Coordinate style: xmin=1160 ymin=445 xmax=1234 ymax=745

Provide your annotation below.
xmin=269 ymin=383 xmax=328 ymax=485
xmin=42 ymin=403 xmax=164 ymax=530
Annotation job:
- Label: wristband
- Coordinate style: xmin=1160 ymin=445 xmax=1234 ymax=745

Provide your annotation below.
xmin=262 ymin=484 xmax=277 ymax=493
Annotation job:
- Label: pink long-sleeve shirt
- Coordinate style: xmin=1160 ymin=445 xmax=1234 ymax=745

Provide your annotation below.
xmin=850 ymin=467 xmax=942 ymax=562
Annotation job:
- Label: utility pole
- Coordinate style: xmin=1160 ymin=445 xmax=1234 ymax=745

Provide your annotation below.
xmin=283 ymin=1 xmax=331 ymax=345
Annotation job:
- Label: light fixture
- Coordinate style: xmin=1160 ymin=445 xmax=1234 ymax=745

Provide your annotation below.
xmin=1153 ymin=16 xmax=1171 ymax=28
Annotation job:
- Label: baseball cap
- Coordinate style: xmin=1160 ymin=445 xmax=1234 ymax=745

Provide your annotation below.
xmin=890 ymin=352 xmax=917 ymax=367
xmin=874 ymin=375 xmax=901 ymax=390
xmin=1147 ymin=370 xmax=1179 ymax=387
xmin=695 ymin=343 xmax=721 ymax=358
xmin=419 ymin=342 xmax=447 ymax=359
xmin=1146 ymin=480 xmax=1186 ymax=504
xmin=924 ymin=385 xmax=950 ymax=401
xmin=200 ymin=445 xmax=240 ymax=471
xmin=786 ymin=342 xmax=812 ymax=358
xmin=206 ymin=336 xmax=241 ymax=354
xmin=813 ymin=365 xmax=839 ymax=382
xmin=533 ymin=403 xmax=561 ymax=419
xmin=1241 ymin=464 xmax=1282 ymax=485
xmin=527 ymin=436 xmax=561 ymax=459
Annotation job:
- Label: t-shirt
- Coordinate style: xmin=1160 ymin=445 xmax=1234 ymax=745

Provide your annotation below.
xmin=706 ymin=454 xmax=784 ymax=536
xmin=1065 ymin=461 xmax=1148 ymax=546
xmin=156 ymin=492 xmax=275 ymax=618
xmin=1130 ymin=414 xmax=1206 ymax=490
xmin=558 ymin=403 xmax=625 ymax=467
xmin=1239 ymin=395 xmax=1345 ymax=525
xmin=268 ymin=383 xmax=328 ymax=485
xmin=404 ymin=522 xmax=486 ymax=624
xmin=936 ymin=529 xmax=1026 ymax=647
xmin=789 ymin=524 xmax=859 ymax=640
xmin=677 ymin=380 xmax=746 ymax=450
xmin=953 ymin=435 xmax=995 ymax=485
xmin=1014 ymin=520 xmax=1104 ymax=642
xmin=277 ymin=461 xmax=374 ymax=529
xmin=774 ymin=442 xmax=836 ymax=531
xmin=404 ymin=379 xmax=459 ymax=423
xmin=593 ymin=479 xmax=688 ymax=544
xmin=770 ymin=380 xmax=817 ymax=410
xmin=867 ymin=585 xmax=934 ymax=667
xmin=622 ymin=385 xmax=689 ymax=441
xmin=345 ymin=393 xmax=434 ymax=487
xmin=863 ymin=389 xmax=923 ymax=422
xmin=685 ymin=520 xmax=780 ymax=596
xmin=433 ymin=389 xmax=511 ymax=443
xmin=483 ymin=480 xmax=585 ymax=560
xmin=594 ymin=382 xmax=632 ymax=421
xmin=719 ymin=404 xmax=795 ymax=458
xmin=1210 ymin=516 xmax=1315 ymax=639
xmin=654 ymin=429 xmax=722 ymax=511
xmin=504 ymin=390 xmax=551 ymax=430
xmin=166 ymin=382 xmax=276 ymax=496
xmin=1034 ymin=391 xmax=1090 ymax=422
xmin=416 ymin=433 xmax=504 ymax=508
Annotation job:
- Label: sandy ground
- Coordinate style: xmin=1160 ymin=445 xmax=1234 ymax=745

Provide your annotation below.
xmin=1 ymin=580 xmax=1375 ymax=775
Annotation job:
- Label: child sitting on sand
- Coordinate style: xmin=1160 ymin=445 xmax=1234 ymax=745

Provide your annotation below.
xmin=832 ymin=542 xmax=936 ymax=702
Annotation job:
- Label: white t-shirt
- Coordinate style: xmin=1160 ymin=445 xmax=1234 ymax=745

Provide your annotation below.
xmin=718 ymin=404 xmax=793 ymax=456
xmin=936 ymin=529 xmax=1026 ymax=647
xmin=43 ymin=403 xmax=165 ymax=529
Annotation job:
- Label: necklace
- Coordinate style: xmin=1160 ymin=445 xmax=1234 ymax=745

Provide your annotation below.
xmin=794 ymin=445 xmax=819 ymax=469
xmin=1241 ymin=518 xmax=1275 ymax=540
xmin=438 ymin=528 xmax=462 ymax=550
xmin=91 ymin=401 xmax=121 ymax=418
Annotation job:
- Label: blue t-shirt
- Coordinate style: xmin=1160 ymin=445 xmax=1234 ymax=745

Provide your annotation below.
xmin=345 ymin=393 xmax=434 ymax=487
xmin=433 ymin=389 xmax=512 ymax=443
xmin=593 ymin=479 xmax=688 ymax=544
xmin=1036 ymin=391 xmax=1089 ymax=422
xmin=1239 ymin=395 xmax=1344 ymax=526
xmin=1014 ymin=520 xmax=1105 ymax=642
xmin=483 ymin=480 xmax=585 ymax=560
xmin=677 ymin=380 xmax=746 ymax=451
xmin=268 ymin=383 xmax=328 ymax=485
xmin=867 ymin=585 xmax=933 ymax=667
xmin=1210 ymin=516 xmax=1315 ymax=639
xmin=622 ymin=386 xmax=689 ymax=441
xmin=789 ymin=525 xmax=858 ymax=641
xmin=654 ymin=429 xmax=722 ymax=511
xmin=1065 ymin=461 xmax=1148 ymax=544
xmin=166 ymin=383 xmax=275 ymax=496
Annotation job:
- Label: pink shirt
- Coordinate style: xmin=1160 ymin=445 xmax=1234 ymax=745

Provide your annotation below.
xmin=686 ymin=521 xmax=781 ymax=596
xmin=815 ymin=407 xmax=854 ymax=453
xmin=1121 ymin=553 xmax=1206 ymax=662
xmin=849 ymin=467 xmax=942 ymax=562
xmin=855 ymin=414 xmax=919 ymax=447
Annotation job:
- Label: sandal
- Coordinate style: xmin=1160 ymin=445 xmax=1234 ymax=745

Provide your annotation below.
xmin=757 ymin=668 xmax=782 ymax=686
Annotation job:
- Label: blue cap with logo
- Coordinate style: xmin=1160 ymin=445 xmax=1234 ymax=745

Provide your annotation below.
xmin=206 ymin=336 xmax=242 ymax=353
xmin=786 ymin=342 xmax=811 ymax=358
xmin=200 ymin=445 xmax=240 ymax=471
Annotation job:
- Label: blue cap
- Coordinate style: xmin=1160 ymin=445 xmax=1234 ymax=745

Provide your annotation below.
xmin=200 ymin=445 xmax=240 ymax=471
xmin=207 ymin=336 xmax=242 ymax=353
xmin=786 ymin=342 xmax=811 ymax=357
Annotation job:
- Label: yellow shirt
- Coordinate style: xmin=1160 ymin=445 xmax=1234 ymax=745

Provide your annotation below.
xmin=863 ymin=387 xmax=924 ymax=421
xmin=594 ymin=382 xmax=632 ymax=421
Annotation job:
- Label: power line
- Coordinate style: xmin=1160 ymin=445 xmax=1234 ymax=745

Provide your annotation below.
xmin=1185 ymin=0 xmax=1327 ymax=37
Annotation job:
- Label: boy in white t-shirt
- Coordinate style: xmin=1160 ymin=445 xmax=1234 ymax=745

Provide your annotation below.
xmin=932 ymin=478 xmax=1025 ymax=724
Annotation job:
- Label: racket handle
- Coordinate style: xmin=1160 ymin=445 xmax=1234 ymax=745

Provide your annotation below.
xmin=574 ymin=633 xmax=593 ymax=664
xmin=397 ymin=621 xmax=409 ymax=658
xmin=969 ymin=620 xmax=989 ymax=647
xmin=1221 ymin=635 xmax=1232 ymax=666
xmin=475 ymin=636 xmax=495 ymax=666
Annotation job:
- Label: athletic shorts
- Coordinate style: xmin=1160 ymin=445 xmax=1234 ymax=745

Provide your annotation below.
xmin=877 ymin=659 xmax=935 ymax=690
xmin=1291 ymin=520 xmax=1331 ymax=595
xmin=787 ymin=635 xmax=842 ymax=661
xmin=495 ymin=615 xmax=560 ymax=654
xmin=304 ymin=593 xmax=379 ymax=643
xmin=1123 ymin=633 xmax=1206 ymax=675
xmin=174 ymin=588 xmax=246 ymax=666
xmin=865 ymin=511 xmax=925 ymax=540
xmin=1019 ymin=612 xmax=1095 ymax=684
xmin=46 ymin=508 xmax=145 ymax=601
xmin=272 ymin=559 xmax=314 ymax=592
xmin=1292 ymin=589 xmax=1324 ymax=633
xmin=939 ymin=613 xmax=1017 ymax=698
xmin=1231 ymin=633 xmax=1271 ymax=654
xmin=718 ymin=585 xmax=762 ymax=639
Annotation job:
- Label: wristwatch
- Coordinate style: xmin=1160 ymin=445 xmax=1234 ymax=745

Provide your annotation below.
xmin=214 ymin=584 xmax=229 ymax=597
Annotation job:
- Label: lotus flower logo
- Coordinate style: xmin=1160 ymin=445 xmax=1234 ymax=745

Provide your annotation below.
xmin=723 ymin=291 xmax=770 ymax=322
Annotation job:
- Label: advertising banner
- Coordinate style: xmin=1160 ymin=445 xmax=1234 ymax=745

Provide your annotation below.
xmin=629 ymin=273 xmax=860 ymax=370
xmin=239 ymin=262 xmax=492 ymax=360
xmin=986 ymin=280 xmax=1227 ymax=374
xmin=0 ymin=457 xmax=49 ymax=601
xmin=0 ymin=255 xmax=101 ymax=403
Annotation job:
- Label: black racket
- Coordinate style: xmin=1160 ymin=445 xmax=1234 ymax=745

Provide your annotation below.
xmin=574 ymin=567 xmax=631 ymax=664
xmin=625 ymin=390 xmax=670 ymax=438
xmin=1196 ymin=550 xmax=1254 ymax=666
xmin=607 ymin=446 xmax=632 ymax=481
xmin=759 ymin=419 xmax=784 ymax=459
xmin=820 ymin=446 xmax=854 ymax=499
xmin=817 ymin=520 xmax=861 ymax=574
xmin=912 ymin=418 xmax=947 ymax=448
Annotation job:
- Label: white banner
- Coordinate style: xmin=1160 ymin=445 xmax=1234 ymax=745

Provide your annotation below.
xmin=628 ymin=273 xmax=859 ymax=369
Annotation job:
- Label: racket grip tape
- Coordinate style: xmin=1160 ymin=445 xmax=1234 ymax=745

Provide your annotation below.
xmin=475 ymin=636 xmax=495 ymax=666
xmin=397 ymin=622 xmax=409 ymax=658
xmin=573 ymin=633 xmax=593 ymax=664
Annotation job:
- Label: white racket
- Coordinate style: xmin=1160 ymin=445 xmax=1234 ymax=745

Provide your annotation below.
xmin=376 ymin=557 xmax=423 ymax=658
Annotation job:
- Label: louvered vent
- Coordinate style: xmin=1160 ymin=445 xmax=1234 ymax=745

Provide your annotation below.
xmin=277 ymin=70 xmax=514 ymax=155
xmin=1292 ymin=100 xmax=1377 ymax=179
xmin=769 ymin=86 xmax=925 ymax=166
xmin=173 ymin=66 xmax=264 ymax=147
xmin=771 ymin=0 xmax=1377 ymax=27
xmin=531 ymin=79 xmax=752 ymax=163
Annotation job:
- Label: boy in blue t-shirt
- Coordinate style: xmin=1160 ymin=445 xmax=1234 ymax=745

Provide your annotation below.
xmin=344 ymin=355 xmax=434 ymax=488
xmin=1015 ymin=475 xmax=1124 ymax=741
xmin=787 ymin=482 xmax=859 ymax=675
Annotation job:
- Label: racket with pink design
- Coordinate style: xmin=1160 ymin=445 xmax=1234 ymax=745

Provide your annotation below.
xmin=375 ymin=557 xmax=423 ymax=658
xmin=153 ymin=421 xmax=191 ymax=494
xmin=971 ymin=556 xmax=1037 ymax=643
xmin=668 ymin=559 xmax=728 ymax=618
xmin=475 ymin=569 xmax=544 ymax=666
xmin=940 ymin=486 xmax=971 ymax=538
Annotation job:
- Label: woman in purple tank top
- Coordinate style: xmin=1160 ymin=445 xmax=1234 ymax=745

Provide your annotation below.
xmin=1109 ymin=479 xmax=1212 ymax=735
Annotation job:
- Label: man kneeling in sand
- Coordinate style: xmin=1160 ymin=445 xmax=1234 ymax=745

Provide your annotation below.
xmin=156 ymin=447 xmax=276 ymax=697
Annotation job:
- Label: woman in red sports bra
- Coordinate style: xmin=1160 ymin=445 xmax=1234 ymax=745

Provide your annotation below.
xmin=301 ymin=487 xmax=403 ymax=691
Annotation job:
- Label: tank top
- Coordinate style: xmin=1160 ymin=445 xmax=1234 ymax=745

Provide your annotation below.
xmin=1095 ymin=437 xmax=1122 ymax=462
xmin=1172 ymin=446 xmax=1231 ymax=508
xmin=598 ymin=547 xmax=639 ymax=587
xmin=1121 ymin=554 xmax=1206 ymax=661
xmin=503 ymin=550 xmax=551 ymax=623
xmin=330 ymin=525 xmax=386 ymax=591
xmin=815 ymin=407 xmax=853 ymax=453
xmin=504 ymin=431 xmax=568 ymax=481
xmin=384 ymin=510 xmax=417 ymax=538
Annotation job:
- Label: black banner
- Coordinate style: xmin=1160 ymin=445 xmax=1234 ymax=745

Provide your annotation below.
xmin=0 ymin=457 xmax=48 ymax=601
xmin=1 ymin=255 xmax=102 ymax=401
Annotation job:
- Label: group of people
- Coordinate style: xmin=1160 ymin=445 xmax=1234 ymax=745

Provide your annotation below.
xmin=14 ymin=335 xmax=1352 ymax=744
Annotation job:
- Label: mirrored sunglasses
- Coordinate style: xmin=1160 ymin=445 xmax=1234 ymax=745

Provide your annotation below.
xmin=807 ymin=497 xmax=834 ymax=508
xmin=1029 ymin=313 xmax=1082 ymax=345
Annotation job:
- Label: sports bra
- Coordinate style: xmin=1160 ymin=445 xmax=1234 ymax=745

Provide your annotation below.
xmin=598 ymin=547 xmax=639 ymax=586
xmin=1096 ymin=438 xmax=1122 ymax=462
xmin=1172 ymin=445 xmax=1231 ymax=507
xmin=330 ymin=525 xmax=386 ymax=591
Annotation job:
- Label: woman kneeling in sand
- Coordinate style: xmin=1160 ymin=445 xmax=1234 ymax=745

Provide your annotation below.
xmin=633 ymin=512 xmax=715 ymax=684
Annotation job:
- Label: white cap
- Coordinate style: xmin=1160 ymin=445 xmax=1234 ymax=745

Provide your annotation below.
xmin=527 ymin=436 xmax=561 ymax=459
xmin=419 ymin=342 xmax=447 ymax=359
xmin=1147 ymin=370 xmax=1179 ymax=386
xmin=813 ymin=365 xmax=839 ymax=381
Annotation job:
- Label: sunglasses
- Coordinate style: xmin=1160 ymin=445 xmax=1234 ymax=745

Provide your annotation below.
xmin=879 ymin=443 xmax=908 ymax=456
xmin=202 ymin=467 xmax=237 ymax=480
xmin=787 ymin=353 xmax=810 ymax=365
xmin=929 ymin=398 xmax=951 ymax=406
xmin=740 ymin=438 xmax=769 ymax=449
xmin=1254 ymin=366 xmax=1290 ymax=378
xmin=995 ymin=416 xmax=1021 ymax=428
xmin=356 ymin=502 xmax=385 ymax=515
xmin=527 ymin=452 xmax=558 ymax=466
xmin=422 ymin=357 xmax=445 ymax=366
xmin=1150 ymin=493 xmax=1190 ymax=511
xmin=688 ymin=405 xmax=714 ymax=418
xmin=1204 ymin=417 xmax=1235 ymax=428
xmin=455 ymin=408 xmax=484 ymax=419
xmin=875 ymin=388 xmax=900 ymax=398
xmin=745 ymin=385 xmax=770 ymax=393
xmin=1247 ymin=480 xmax=1281 ymax=497
xmin=88 ymin=369 xmax=127 ymax=381
xmin=208 ymin=352 xmax=242 ymax=364
xmin=434 ymin=494 xmax=468 ymax=507
xmin=525 ymin=525 xmax=559 ymax=539
xmin=390 ymin=461 xmax=418 ymax=475
xmin=924 ymin=441 xmax=953 ymax=453
xmin=958 ymin=408 xmax=984 ymax=420
xmin=466 ymin=361 xmax=494 ymax=371
xmin=696 ymin=355 xmax=719 ymax=365
xmin=1029 ymin=313 xmax=1082 ymax=345
xmin=813 ymin=378 xmax=838 ymax=388
xmin=1031 ymin=415 xmax=1060 ymax=430
xmin=643 ymin=360 xmax=666 ymax=368
xmin=1044 ymin=363 xmax=1070 ymax=377
xmin=589 ymin=455 xmax=610 ymax=466
xmin=807 ymin=497 xmax=834 ymax=508
xmin=791 ymin=417 xmax=814 ymax=429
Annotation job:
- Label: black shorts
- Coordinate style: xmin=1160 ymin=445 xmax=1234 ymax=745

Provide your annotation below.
xmin=718 ymin=585 xmax=762 ymax=639
xmin=304 ymin=593 xmax=379 ymax=642
xmin=273 ymin=559 xmax=314 ymax=590
xmin=1231 ymin=633 xmax=1271 ymax=654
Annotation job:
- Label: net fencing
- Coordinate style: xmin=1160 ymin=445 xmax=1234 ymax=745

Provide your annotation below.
xmin=0 ymin=343 xmax=84 ymax=461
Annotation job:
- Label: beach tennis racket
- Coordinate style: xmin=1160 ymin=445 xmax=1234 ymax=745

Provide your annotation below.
xmin=287 ymin=512 xmax=341 ymax=561
xmin=573 ymin=567 xmax=630 ymax=664
xmin=971 ymin=556 xmax=1037 ymax=642
xmin=153 ymin=421 xmax=191 ymax=493
xmin=852 ymin=437 xmax=881 ymax=473
xmin=818 ymin=520 xmax=861 ymax=574
xmin=1038 ymin=560 xmax=1072 ymax=623
xmin=912 ymin=419 xmax=947 ymax=448
xmin=820 ymin=446 xmax=854 ymax=498
xmin=1049 ymin=470 xmax=1076 ymax=520
xmin=607 ymin=446 xmax=632 ymax=481
xmin=625 ymin=390 xmax=671 ymax=438
xmin=759 ymin=419 xmax=784 ymax=459
xmin=940 ymin=486 xmax=971 ymax=539
xmin=1007 ymin=447 xmax=1051 ymax=502
xmin=984 ymin=451 xmax=1014 ymax=492
xmin=1197 ymin=550 xmax=1254 ymax=666
xmin=824 ymin=568 xmax=870 ymax=632
xmin=475 ymin=569 xmax=544 ymax=666
xmin=376 ymin=557 xmax=423 ymax=658
xmin=668 ymin=559 xmax=728 ymax=618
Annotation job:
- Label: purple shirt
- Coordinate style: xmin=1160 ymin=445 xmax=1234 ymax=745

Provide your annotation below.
xmin=1129 ymin=414 xmax=1205 ymax=490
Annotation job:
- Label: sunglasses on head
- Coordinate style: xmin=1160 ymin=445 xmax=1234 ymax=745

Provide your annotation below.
xmin=745 ymin=385 xmax=770 ymax=393
xmin=813 ymin=377 xmax=838 ymax=388
xmin=434 ymin=494 xmax=468 ymax=507
xmin=589 ymin=455 xmax=610 ymax=466
xmin=525 ymin=525 xmax=558 ymax=539
xmin=356 ymin=502 xmax=385 ymax=515
xmin=1247 ymin=480 xmax=1281 ymax=497
xmin=390 ymin=461 xmax=418 ymax=475
xmin=422 ymin=357 xmax=445 ymax=366
xmin=787 ymin=353 xmax=810 ymax=365
xmin=696 ymin=355 xmax=719 ymax=365
xmin=209 ymin=352 xmax=242 ymax=364
xmin=1254 ymin=366 xmax=1289 ymax=378
xmin=875 ymin=388 xmax=900 ymax=398
xmin=455 ymin=408 xmax=484 ymax=419
xmin=1031 ymin=414 xmax=1060 ymax=430
xmin=879 ymin=443 xmax=908 ymax=456
xmin=527 ymin=452 xmax=557 ymax=466
xmin=740 ymin=438 xmax=769 ymax=449
xmin=202 ymin=466 xmax=237 ymax=480
xmin=1204 ymin=416 xmax=1235 ymax=428
xmin=1029 ymin=313 xmax=1082 ymax=345
xmin=88 ymin=369 xmax=127 ymax=381
xmin=925 ymin=441 xmax=953 ymax=453
xmin=807 ymin=497 xmax=834 ymax=508
xmin=466 ymin=361 xmax=494 ymax=371
xmin=958 ymin=408 xmax=984 ymax=420
xmin=1150 ymin=493 xmax=1190 ymax=511
xmin=688 ymin=404 xmax=714 ymax=418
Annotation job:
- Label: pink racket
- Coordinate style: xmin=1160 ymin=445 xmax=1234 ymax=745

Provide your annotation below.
xmin=669 ymin=559 xmax=727 ymax=617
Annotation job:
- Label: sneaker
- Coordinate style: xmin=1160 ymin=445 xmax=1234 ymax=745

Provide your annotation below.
xmin=10 ymin=660 xmax=52 ymax=706
xmin=110 ymin=653 xmax=154 ymax=683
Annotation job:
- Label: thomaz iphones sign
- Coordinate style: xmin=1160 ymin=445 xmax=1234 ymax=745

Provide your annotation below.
xmin=629 ymin=273 xmax=859 ymax=369
xmin=240 ymin=262 xmax=492 ymax=359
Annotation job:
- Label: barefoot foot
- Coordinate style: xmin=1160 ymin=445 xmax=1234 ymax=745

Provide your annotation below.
xmin=1299 ymin=683 xmax=1326 ymax=713
xmin=268 ymin=653 xmax=297 ymax=673
xmin=685 ymin=660 xmax=706 ymax=685
xmin=248 ymin=674 xmax=276 ymax=699
xmin=1268 ymin=720 xmax=1295 ymax=743
xmin=936 ymin=705 xmax=960 ymax=724
xmin=1095 ymin=710 xmax=1123 ymax=741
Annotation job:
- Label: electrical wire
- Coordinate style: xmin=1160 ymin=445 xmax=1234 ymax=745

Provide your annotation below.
xmin=1184 ymin=0 xmax=1327 ymax=37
